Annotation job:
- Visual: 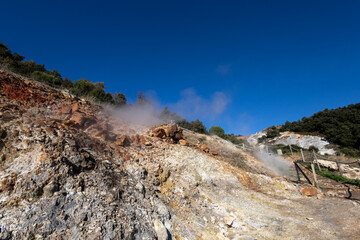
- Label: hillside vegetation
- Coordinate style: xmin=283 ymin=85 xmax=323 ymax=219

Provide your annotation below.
xmin=0 ymin=42 xmax=127 ymax=105
xmin=280 ymin=103 xmax=360 ymax=156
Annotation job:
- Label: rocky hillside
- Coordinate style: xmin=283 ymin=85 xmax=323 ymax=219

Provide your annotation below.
xmin=247 ymin=129 xmax=336 ymax=155
xmin=1 ymin=70 xmax=360 ymax=239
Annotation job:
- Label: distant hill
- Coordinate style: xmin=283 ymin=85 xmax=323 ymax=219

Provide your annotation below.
xmin=280 ymin=103 xmax=360 ymax=156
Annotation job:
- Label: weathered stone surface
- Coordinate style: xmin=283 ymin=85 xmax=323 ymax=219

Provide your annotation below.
xmin=43 ymin=182 xmax=60 ymax=197
xmin=0 ymin=128 xmax=6 ymax=139
xmin=153 ymin=219 xmax=169 ymax=240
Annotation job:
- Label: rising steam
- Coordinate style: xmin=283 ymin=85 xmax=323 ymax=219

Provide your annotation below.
xmin=253 ymin=150 xmax=291 ymax=177
xmin=110 ymin=103 xmax=164 ymax=126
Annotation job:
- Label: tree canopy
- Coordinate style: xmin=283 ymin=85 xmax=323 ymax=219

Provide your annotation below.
xmin=280 ymin=103 xmax=360 ymax=156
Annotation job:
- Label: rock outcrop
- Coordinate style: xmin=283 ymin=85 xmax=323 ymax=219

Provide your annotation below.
xmin=148 ymin=124 xmax=184 ymax=143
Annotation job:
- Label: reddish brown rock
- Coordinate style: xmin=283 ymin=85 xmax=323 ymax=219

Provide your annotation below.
xmin=149 ymin=124 xmax=183 ymax=143
xmin=116 ymin=135 xmax=131 ymax=147
xmin=301 ymin=187 xmax=317 ymax=196
xmin=94 ymin=129 xmax=117 ymax=141
xmin=0 ymin=173 xmax=17 ymax=192
xmin=179 ymin=139 xmax=189 ymax=146
xmin=200 ymin=144 xmax=210 ymax=153
xmin=60 ymin=104 xmax=72 ymax=115
xmin=153 ymin=128 xmax=166 ymax=138
xmin=69 ymin=112 xmax=86 ymax=126
xmin=139 ymin=135 xmax=147 ymax=144
xmin=132 ymin=135 xmax=148 ymax=146
xmin=165 ymin=124 xmax=178 ymax=137
xmin=210 ymin=150 xmax=218 ymax=155
xmin=72 ymin=102 xmax=79 ymax=112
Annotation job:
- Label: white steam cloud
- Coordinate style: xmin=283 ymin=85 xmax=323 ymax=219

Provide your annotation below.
xmin=108 ymin=88 xmax=231 ymax=131
xmin=111 ymin=103 xmax=163 ymax=126
xmin=253 ymin=150 xmax=291 ymax=177
xmin=168 ymin=88 xmax=231 ymax=120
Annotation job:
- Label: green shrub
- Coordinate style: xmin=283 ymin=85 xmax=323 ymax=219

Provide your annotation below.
xmin=31 ymin=71 xmax=62 ymax=86
xmin=266 ymin=126 xmax=280 ymax=138
xmin=308 ymin=145 xmax=319 ymax=153
xmin=340 ymin=147 xmax=360 ymax=157
xmin=113 ymin=93 xmax=127 ymax=106
xmin=209 ymin=126 xmax=225 ymax=138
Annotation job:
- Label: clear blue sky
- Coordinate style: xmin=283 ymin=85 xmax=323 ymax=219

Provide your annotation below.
xmin=2 ymin=0 xmax=360 ymax=135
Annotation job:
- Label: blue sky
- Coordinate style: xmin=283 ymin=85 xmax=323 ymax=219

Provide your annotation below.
xmin=2 ymin=0 xmax=360 ymax=135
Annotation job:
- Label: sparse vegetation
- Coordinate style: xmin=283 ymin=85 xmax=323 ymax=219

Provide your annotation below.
xmin=209 ymin=125 xmax=243 ymax=145
xmin=304 ymin=163 xmax=360 ymax=188
xmin=0 ymin=42 xmax=122 ymax=105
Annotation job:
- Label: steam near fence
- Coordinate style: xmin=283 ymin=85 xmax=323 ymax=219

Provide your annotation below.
xmin=253 ymin=150 xmax=291 ymax=177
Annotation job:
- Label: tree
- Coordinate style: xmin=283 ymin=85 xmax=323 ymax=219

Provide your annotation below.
xmin=113 ymin=93 xmax=127 ymax=106
xmin=209 ymin=126 xmax=225 ymax=138
xmin=71 ymin=79 xmax=96 ymax=96
xmin=137 ymin=91 xmax=147 ymax=104
xmin=189 ymin=119 xmax=208 ymax=134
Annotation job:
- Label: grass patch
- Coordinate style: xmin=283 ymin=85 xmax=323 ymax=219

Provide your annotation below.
xmin=228 ymin=158 xmax=247 ymax=169
xmin=303 ymin=163 xmax=360 ymax=187
xmin=317 ymin=170 xmax=360 ymax=187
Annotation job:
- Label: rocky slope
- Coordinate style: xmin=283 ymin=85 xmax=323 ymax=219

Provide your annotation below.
xmin=0 ymin=70 xmax=360 ymax=239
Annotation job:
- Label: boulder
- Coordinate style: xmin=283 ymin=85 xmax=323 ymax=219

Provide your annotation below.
xmin=116 ymin=135 xmax=131 ymax=147
xmin=60 ymin=104 xmax=72 ymax=115
xmin=69 ymin=112 xmax=95 ymax=128
xmin=179 ymin=139 xmax=189 ymax=146
xmin=301 ymin=187 xmax=317 ymax=196
xmin=152 ymin=128 xmax=166 ymax=138
xmin=69 ymin=112 xmax=86 ymax=126
xmin=72 ymin=102 xmax=80 ymax=112
xmin=165 ymin=124 xmax=178 ymax=137
xmin=210 ymin=150 xmax=218 ymax=155
xmin=149 ymin=124 xmax=184 ymax=143
xmin=200 ymin=144 xmax=210 ymax=153
xmin=153 ymin=219 xmax=169 ymax=240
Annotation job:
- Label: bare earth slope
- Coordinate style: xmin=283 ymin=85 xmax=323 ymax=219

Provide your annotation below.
xmin=0 ymin=70 xmax=359 ymax=239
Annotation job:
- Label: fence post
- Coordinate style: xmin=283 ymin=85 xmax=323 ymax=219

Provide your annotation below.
xmin=300 ymin=149 xmax=305 ymax=162
xmin=335 ymin=160 xmax=343 ymax=176
xmin=313 ymin=150 xmax=321 ymax=171
xmin=294 ymin=162 xmax=300 ymax=181
xmin=311 ymin=162 xmax=318 ymax=188
xmin=294 ymin=162 xmax=312 ymax=185
xmin=289 ymin=145 xmax=293 ymax=155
